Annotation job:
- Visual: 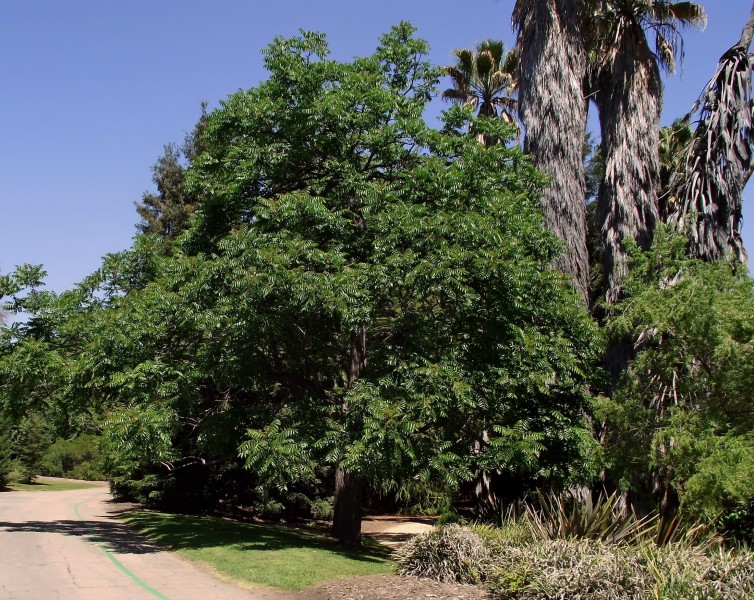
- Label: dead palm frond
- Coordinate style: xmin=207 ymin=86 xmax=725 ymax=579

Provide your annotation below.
xmin=666 ymin=4 xmax=754 ymax=264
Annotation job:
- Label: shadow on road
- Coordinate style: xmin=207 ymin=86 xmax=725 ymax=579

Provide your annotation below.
xmin=0 ymin=518 xmax=163 ymax=554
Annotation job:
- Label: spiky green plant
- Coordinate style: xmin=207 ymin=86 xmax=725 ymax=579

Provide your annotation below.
xmin=521 ymin=490 xmax=658 ymax=545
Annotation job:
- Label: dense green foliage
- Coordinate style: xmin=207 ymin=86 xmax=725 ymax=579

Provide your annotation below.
xmin=601 ymin=227 xmax=754 ymax=540
xmin=39 ymin=434 xmax=105 ymax=480
xmin=0 ymin=430 xmax=12 ymax=488
xmin=0 ymin=24 xmax=599 ymax=543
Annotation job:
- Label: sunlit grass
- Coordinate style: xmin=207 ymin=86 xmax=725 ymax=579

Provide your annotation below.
xmin=3 ymin=477 xmax=105 ymax=492
xmin=122 ymin=511 xmax=393 ymax=590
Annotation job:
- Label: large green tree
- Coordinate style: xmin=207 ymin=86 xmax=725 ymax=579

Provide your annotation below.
xmin=180 ymin=24 xmax=598 ymax=543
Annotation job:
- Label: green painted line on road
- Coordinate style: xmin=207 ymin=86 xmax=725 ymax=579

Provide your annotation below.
xmin=74 ymin=501 xmax=171 ymax=600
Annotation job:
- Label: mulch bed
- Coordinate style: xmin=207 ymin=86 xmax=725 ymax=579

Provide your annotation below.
xmin=296 ymin=574 xmax=491 ymax=600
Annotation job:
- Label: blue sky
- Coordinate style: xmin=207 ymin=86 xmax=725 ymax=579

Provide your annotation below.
xmin=1 ymin=1 xmax=752 ymax=293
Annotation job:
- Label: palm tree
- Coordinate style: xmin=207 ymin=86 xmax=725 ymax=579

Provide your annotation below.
xmin=513 ymin=0 xmax=591 ymax=305
xmin=442 ymin=39 xmax=518 ymax=145
xmin=658 ymin=118 xmax=694 ymax=219
xmin=667 ymin=3 xmax=754 ymax=264
xmin=588 ymin=0 xmax=706 ymax=304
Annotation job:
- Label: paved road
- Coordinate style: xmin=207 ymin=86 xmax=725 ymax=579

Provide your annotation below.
xmin=0 ymin=482 xmax=283 ymax=600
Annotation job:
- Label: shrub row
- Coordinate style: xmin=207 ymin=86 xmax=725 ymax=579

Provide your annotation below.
xmin=394 ymin=525 xmax=754 ymax=599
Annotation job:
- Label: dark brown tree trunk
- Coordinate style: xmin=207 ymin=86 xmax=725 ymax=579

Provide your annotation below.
xmin=332 ymin=467 xmax=364 ymax=546
xmin=516 ymin=0 xmax=591 ymax=305
xmin=331 ymin=326 xmax=367 ymax=545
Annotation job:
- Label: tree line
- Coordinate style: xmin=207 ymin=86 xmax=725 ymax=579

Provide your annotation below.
xmin=2 ymin=3 xmax=754 ymax=546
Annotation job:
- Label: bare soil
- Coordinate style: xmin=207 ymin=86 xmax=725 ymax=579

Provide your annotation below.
xmin=297 ymin=574 xmax=491 ymax=600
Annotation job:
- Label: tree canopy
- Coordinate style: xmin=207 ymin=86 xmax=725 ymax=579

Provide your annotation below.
xmin=0 ymin=24 xmax=599 ymax=545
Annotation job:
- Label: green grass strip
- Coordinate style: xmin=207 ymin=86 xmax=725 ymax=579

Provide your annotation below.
xmin=123 ymin=511 xmax=393 ymax=591
xmin=7 ymin=479 xmax=102 ymax=492
xmin=73 ymin=502 xmax=170 ymax=600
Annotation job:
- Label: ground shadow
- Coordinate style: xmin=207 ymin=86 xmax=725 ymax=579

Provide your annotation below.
xmin=124 ymin=512 xmax=389 ymax=563
xmin=364 ymin=531 xmax=415 ymax=547
xmin=0 ymin=518 xmax=163 ymax=555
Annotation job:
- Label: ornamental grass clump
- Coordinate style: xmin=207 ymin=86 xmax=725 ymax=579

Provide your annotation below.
xmin=642 ymin=544 xmax=754 ymax=599
xmin=394 ymin=524 xmax=491 ymax=584
xmin=396 ymin=520 xmax=754 ymax=599
xmin=489 ymin=538 xmax=648 ymax=600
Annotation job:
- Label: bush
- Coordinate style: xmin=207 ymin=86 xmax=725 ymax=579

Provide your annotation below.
xmin=394 ymin=524 xmax=491 ymax=584
xmin=396 ymin=523 xmax=754 ymax=599
xmin=520 ymin=491 xmax=656 ymax=545
xmin=11 ymin=414 xmax=51 ymax=484
xmin=40 ymin=434 xmax=106 ymax=480
xmin=680 ymin=434 xmax=754 ymax=544
xmin=489 ymin=539 xmax=648 ymax=599
xmin=642 ymin=544 xmax=754 ymax=600
xmin=310 ymin=496 xmax=334 ymax=521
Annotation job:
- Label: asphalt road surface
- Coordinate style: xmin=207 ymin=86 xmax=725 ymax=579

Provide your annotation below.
xmin=0 ymin=482 xmax=283 ymax=600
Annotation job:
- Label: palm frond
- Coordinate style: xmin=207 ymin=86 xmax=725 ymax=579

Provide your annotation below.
xmin=653 ymin=2 xmax=708 ymax=29
xmin=478 ymin=39 xmax=505 ymax=65
xmin=666 ymin=7 xmax=754 ymax=263
xmin=441 ymin=88 xmax=470 ymax=103
xmin=476 ymin=50 xmax=495 ymax=79
xmin=452 ymin=48 xmax=474 ymax=77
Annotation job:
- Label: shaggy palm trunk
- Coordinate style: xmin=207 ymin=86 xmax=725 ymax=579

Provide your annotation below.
xmin=667 ymin=3 xmax=754 ymax=264
xmin=331 ymin=326 xmax=366 ymax=545
xmin=594 ymin=33 xmax=661 ymax=305
xmin=515 ymin=0 xmax=591 ymax=305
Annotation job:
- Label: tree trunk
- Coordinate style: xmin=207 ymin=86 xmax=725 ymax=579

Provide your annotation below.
xmin=516 ymin=0 xmax=591 ymax=305
xmin=736 ymin=3 xmax=754 ymax=51
xmin=332 ymin=467 xmax=364 ymax=546
xmin=594 ymin=30 xmax=661 ymax=304
xmin=331 ymin=326 xmax=367 ymax=545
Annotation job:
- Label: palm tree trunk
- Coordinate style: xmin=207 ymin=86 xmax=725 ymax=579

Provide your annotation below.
xmin=738 ymin=3 xmax=754 ymax=50
xmin=594 ymin=34 xmax=661 ymax=304
xmin=667 ymin=3 xmax=754 ymax=264
xmin=515 ymin=0 xmax=591 ymax=305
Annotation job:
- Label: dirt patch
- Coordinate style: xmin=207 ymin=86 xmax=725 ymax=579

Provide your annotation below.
xmin=361 ymin=515 xmax=437 ymax=550
xmin=297 ymin=574 xmax=491 ymax=600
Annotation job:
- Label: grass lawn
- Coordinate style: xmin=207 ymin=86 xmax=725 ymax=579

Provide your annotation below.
xmin=3 ymin=477 xmax=105 ymax=492
xmin=122 ymin=511 xmax=393 ymax=591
